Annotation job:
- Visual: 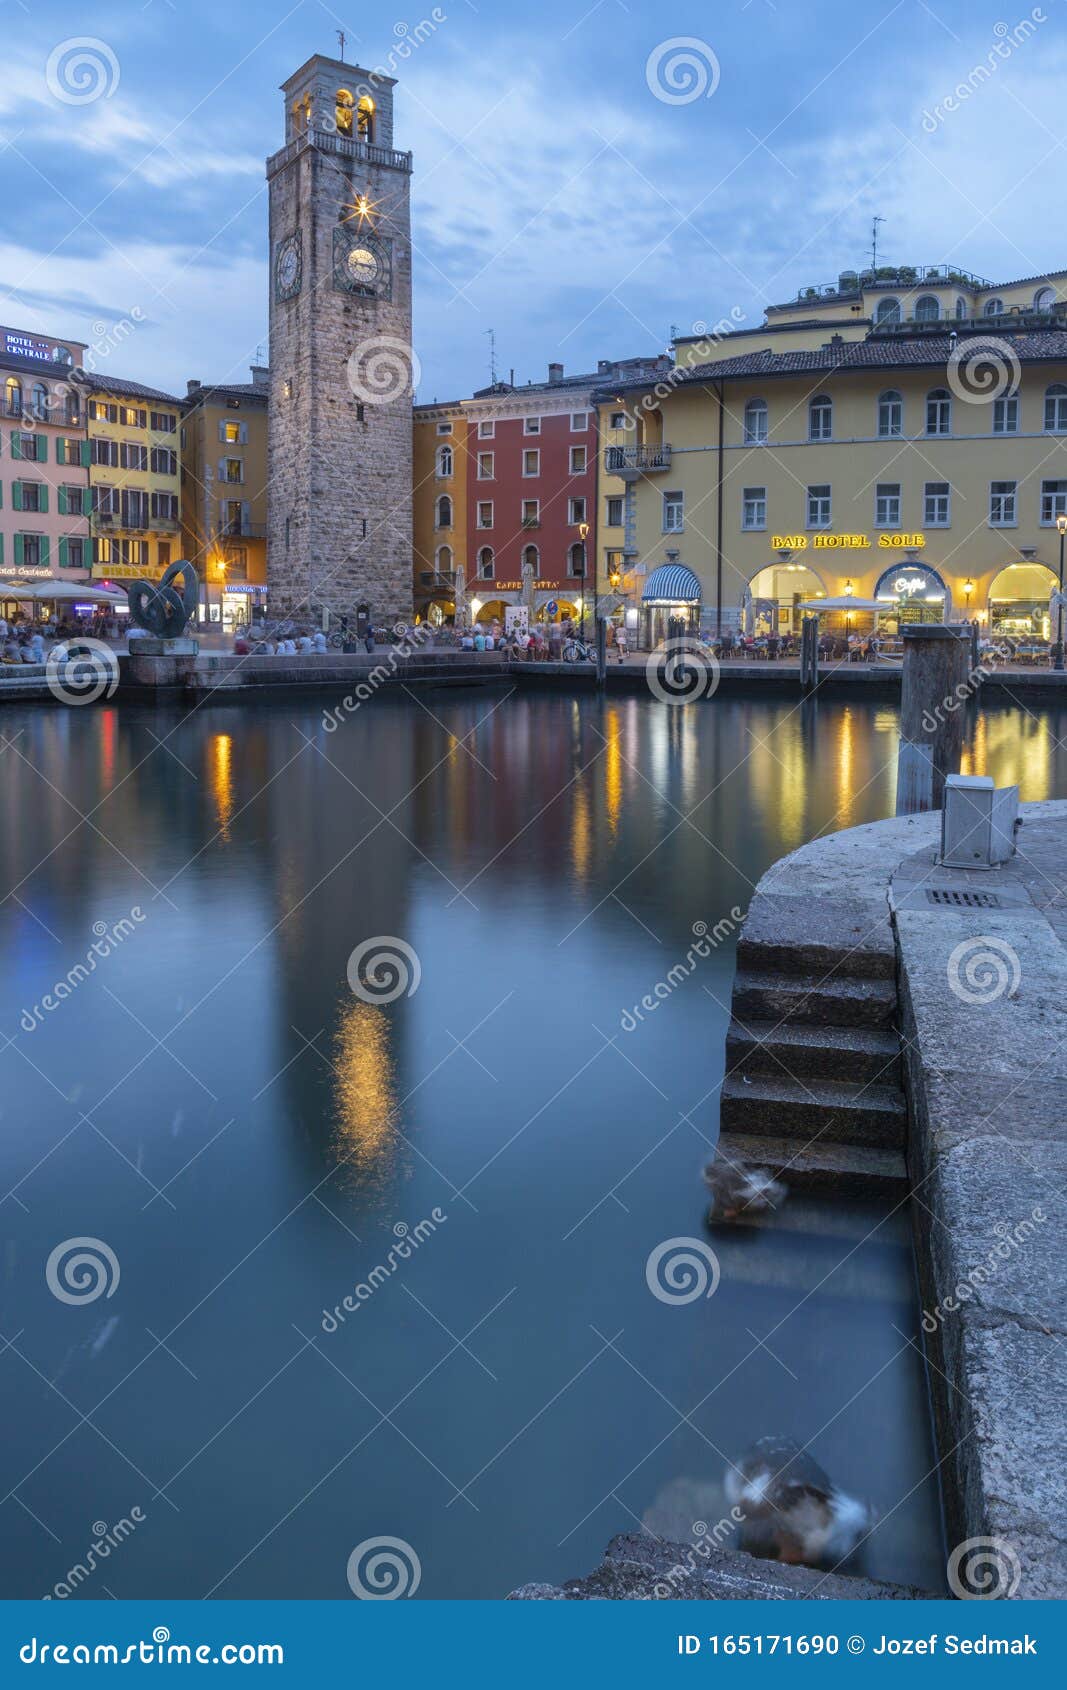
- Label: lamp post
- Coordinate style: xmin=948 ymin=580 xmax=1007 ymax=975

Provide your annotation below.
xmin=578 ymin=520 xmax=591 ymax=641
xmin=1056 ymin=515 xmax=1067 ymax=671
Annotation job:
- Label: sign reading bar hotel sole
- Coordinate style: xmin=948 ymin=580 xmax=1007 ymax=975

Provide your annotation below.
xmin=771 ymin=533 xmax=927 ymax=550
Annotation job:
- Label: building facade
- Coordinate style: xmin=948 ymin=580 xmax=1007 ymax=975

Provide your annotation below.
xmin=603 ymin=264 xmax=1067 ymax=640
xmin=0 ymin=324 xmax=90 ymax=590
xmin=413 ymin=399 xmax=467 ymax=623
xmin=78 ymin=374 xmax=183 ymax=587
xmin=182 ymin=369 xmax=268 ymax=628
xmin=266 ymin=53 xmax=414 ymax=629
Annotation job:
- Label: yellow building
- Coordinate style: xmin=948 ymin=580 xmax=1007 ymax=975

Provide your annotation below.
xmin=78 ymin=374 xmax=183 ymax=584
xmin=413 ymin=401 xmax=467 ymax=623
xmin=181 ymin=368 xmax=268 ymax=630
xmin=601 ymin=263 xmax=1067 ymax=642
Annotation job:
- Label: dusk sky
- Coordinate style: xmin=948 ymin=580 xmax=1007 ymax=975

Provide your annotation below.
xmin=1 ymin=0 xmax=1062 ymax=401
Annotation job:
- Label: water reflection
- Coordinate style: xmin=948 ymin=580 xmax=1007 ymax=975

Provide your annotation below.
xmin=332 ymin=999 xmax=400 ymax=1188
xmin=211 ymin=733 xmax=234 ymax=841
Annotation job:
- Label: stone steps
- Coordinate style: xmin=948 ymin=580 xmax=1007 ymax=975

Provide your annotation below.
xmin=720 ymin=1072 xmax=907 ymax=1149
xmin=716 ymin=1128 xmax=909 ymax=1200
xmin=737 ymin=895 xmax=896 ymax=981
xmin=731 ymin=968 xmax=898 ymax=1030
xmin=725 ymin=1016 xmax=902 ymax=1086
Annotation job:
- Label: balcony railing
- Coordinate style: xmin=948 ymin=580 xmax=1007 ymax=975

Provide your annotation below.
xmin=266 ymin=128 xmax=413 ymax=178
xmin=604 ymin=444 xmax=672 ymax=476
xmin=521 ymin=517 xmax=541 ymax=529
xmin=215 ymin=520 xmax=266 ymax=539
xmin=0 ymin=399 xmax=22 ymax=419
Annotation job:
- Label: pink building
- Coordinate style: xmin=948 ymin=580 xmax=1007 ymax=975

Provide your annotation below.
xmin=0 ymin=324 xmax=90 ymax=607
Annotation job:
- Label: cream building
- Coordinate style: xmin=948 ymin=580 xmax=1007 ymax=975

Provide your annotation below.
xmin=600 ymin=263 xmax=1067 ymax=643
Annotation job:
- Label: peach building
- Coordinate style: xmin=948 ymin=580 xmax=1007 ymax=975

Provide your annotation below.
xmin=0 ymin=324 xmax=91 ymax=609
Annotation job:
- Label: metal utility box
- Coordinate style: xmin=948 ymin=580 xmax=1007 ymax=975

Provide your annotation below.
xmin=940 ymin=774 xmax=1019 ymax=869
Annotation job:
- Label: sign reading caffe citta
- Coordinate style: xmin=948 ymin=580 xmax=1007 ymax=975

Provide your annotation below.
xmin=2 ymin=328 xmax=74 ymax=364
xmin=771 ymin=533 xmax=927 ymax=551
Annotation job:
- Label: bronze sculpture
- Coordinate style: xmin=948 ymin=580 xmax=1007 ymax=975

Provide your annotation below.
xmin=126 ymin=560 xmax=199 ymax=639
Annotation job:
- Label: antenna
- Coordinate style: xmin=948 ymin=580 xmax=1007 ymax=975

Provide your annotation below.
xmin=336 ymin=29 xmax=347 ymax=62
xmin=485 ymin=327 xmax=497 ymax=384
xmin=871 ymin=214 xmax=885 ymax=271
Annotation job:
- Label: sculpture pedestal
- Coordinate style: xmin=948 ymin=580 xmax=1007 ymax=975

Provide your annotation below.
xmin=130 ymin=637 xmax=200 ymax=655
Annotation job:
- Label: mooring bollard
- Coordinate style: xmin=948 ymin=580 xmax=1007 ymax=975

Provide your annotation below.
xmin=800 ymin=615 xmax=819 ymax=694
xmin=895 ymin=624 xmax=971 ymax=815
xmin=596 ymin=616 xmax=607 ymax=690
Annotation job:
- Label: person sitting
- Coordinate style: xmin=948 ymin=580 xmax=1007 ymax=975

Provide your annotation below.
xmin=474 ymin=628 xmax=486 ymax=652
xmin=3 ymin=636 xmax=22 ymax=664
xmin=296 ymin=631 xmax=314 ymax=653
xmin=312 ymin=629 xmax=327 ymax=653
xmin=233 ymin=629 xmax=250 ymax=655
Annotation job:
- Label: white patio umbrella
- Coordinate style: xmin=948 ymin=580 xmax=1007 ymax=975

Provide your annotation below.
xmin=0 ymin=578 xmax=125 ymax=603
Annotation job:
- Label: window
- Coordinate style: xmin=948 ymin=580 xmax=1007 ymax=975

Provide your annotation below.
xmin=477 ymin=451 xmax=494 ymax=478
xmin=65 ymin=539 xmax=85 ymax=571
xmin=993 ymin=393 xmax=1019 ymax=433
xmin=808 ymin=394 xmax=832 ymax=441
xmin=19 ymin=534 xmax=44 ymax=568
xmin=151 ymin=410 xmax=176 ymax=433
xmin=742 ymin=486 xmax=766 ymax=530
xmin=477 ymin=546 xmax=494 ymax=580
xmin=13 ymin=431 xmax=43 ymax=461
xmin=875 ymin=298 xmax=901 ymax=324
xmin=568 ymin=542 xmax=586 ymax=577
xmin=122 ymin=489 xmax=150 ymax=528
xmin=1041 ymin=480 xmax=1067 ymax=523
xmin=436 ymin=444 xmax=453 ymax=477
xmin=477 ymin=501 xmax=493 ymax=529
xmin=436 ymin=544 xmax=453 ymax=576
xmin=989 ymin=480 xmax=1017 ymax=526
xmin=955 ymin=297 xmax=967 ymax=319
xmin=569 ymin=445 xmax=587 ymax=473
xmin=121 ymin=441 xmax=148 ymax=471
xmin=92 ymin=438 xmax=120 ymax=467
xmin=221 ymin=420 xmax=242 ymax=443
xmin=522 ymin=449 xmax=540 ymax=476
xmin=924 ymin=481 xmax=951 ymax=526
xmin=29 ymin=382 xmax=49 ymax=418
xmin=569 ymin=496 xmax=587 ymax=524
xmin=151 ymin=446 xmax=177 ymax=475
xmin=60 ymin=485 xmax=87 ymax=516
xmin=91 ymin=400 xmax=117 ymax=423
xmin=94 ymin=485 xmax=116 ymax=518
xmin=521 ymin=499 xmax=540 ymax=527
xmin=663 ymin=490 xmax=684 ymax=532
xmin=151 ymin=491 xmax=179 ymax=521
xmin=157 ymin=542 xmax=171 ymax=570
xmin=606 ymin=496 xmax=623 ymax=526
xmin=571 ymin=412 xmax=588 ymax=431
xmin=984 ymin=298 xmax=1004 ymax=317
xmin=59 ymin=436 xmax=84 ymax=466
xmin=806 ymin=484 xmax=831 ymax=528
xmin=1045 ymin=384 xmax=1067 ymax=432
xmin=4 ymin=375 xmax=22 ymax=416
xmin=19 ymin=481 xmax=44 ymax=513
xmin=915 ymin=295 xmax=940 ymax=321
xmin=436 ymin=421 xmax=453 ymax=436
xmin=220 ymin=457 xmax=243 ymax=483
xmin=523 ymin=416 xmax=541 ymax=435
xmin=926 ymin=389 xmax=951 ymax=435
xmin=435 ymin=494 xmax=453 ymax=528
xmin=743 ymin=397 xmax=768 ymax=443
xmin=477 ymin=420 xmax=495 ymax=439
xmin=120 ymin=405 xmax=147 ymax=428
xmin=609 ymin=411 xmax=627 ymax=429
xmin=1035 ymin=286 xmax=1056 ymax=312
xmin=875 ymin=483 xmax=901 ymax=527
xmin=878 ymin=390 xmax=903 ymax=437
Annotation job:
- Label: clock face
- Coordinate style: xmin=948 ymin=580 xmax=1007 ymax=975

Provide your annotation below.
xmin=275 ymin=233 xmax=302 ymax=301
xmin=332 ymin=226 xmax=392 ymax=299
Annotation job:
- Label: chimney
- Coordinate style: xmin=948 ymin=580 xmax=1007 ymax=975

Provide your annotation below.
xmin=186 ymin=379 xmax=201 ymax=395
xmin=250 ymin=364 xmax=269 ymax=390
xmin=598 ymin=359 xmax=612 ymax=374
xmin=548 ymin=361 xmax=564 ymax=383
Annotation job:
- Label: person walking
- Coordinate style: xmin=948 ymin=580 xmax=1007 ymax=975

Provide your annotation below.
xmin=615 ymin=622 xmax=628 ymax=663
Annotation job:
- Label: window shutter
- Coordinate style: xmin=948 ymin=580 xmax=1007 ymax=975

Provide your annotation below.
xmin=59 ymin=537 xmax=69 ymax=568
xmin=242 ymin=500 xmax=250 ymax=529
xmin=37 ymin=434 xmax=47 ymax=462
xmin=81 ymin=440 xmax=90 ymax=468
xmin=218 ymin=419 xmax=227 ymax=442
xmin=10 ymin=431 xmax=20 ymax=460
xmin=218 ymin=458 xmax=227 ymax=481
xmin=58 ymin=486 xmax=67 ymax=516
xmin=13 ymin=533 xmax=23 ymax=567
xmin=55 ymin=437 xmax=63 ymax=464
xmin=240 ymin=422 xmax=248 ymax=444
xmin=39 ymin=536 xmax=50 ymax=568
xmin=39 ymin=485 xmax=48 ymax=514
xmin=12 ymin=481 xmax=21 ymax=512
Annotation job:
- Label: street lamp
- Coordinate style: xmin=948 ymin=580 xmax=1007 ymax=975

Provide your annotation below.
xmin=578 ymin=520 xmax=591 ymax=641
xmin=1056 ymin=515 xmax=1067 ymax=671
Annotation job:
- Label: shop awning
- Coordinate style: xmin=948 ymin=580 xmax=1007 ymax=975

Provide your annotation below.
xmin=642 ymin=564 xmax=701 ymax=604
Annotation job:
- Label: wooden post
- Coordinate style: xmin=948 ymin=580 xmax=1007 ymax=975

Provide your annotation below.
xmin=896 ymin=624 xmax=970 ymax=815
xmin=595 ymin=615 xmax=607 ymax=689
xmin=800 ymin=614 xmax=819 ymax=693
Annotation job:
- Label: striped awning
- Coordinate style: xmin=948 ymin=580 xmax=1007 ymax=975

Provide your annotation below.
xmin=642 ymin=564 xmax=701 ymax=605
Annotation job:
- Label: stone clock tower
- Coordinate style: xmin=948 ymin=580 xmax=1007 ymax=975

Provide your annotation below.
xmin=266 ymin=55 xmax=414 ymax=627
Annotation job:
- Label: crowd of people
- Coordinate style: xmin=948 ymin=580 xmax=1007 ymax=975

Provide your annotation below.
xmin=232 ymin=624 xmax=329 ymax=655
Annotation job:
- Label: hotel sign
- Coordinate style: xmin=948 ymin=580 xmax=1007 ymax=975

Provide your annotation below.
xmin=771 ymin=533 xmax=926 ymax=551
xmin=3 ymin=329 xmax=73 ymax=365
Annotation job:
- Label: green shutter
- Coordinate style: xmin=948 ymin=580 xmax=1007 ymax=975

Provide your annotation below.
xmin=0 ymin=536 xmax=3 ymax=567
xmin=58 ymin=485 xmax=67 ymax=516
xmin=39 ymin=536 xmax=49 ymax=568
xmin=80 ymin=440 xmax=90 ymax=468
xmin=10 ymin=431 xmax=20 ymax=460
xmin=12 ymin=481 xmax=21 ymax=512
xmin=39 ymin=485 xmax=48 ymax=514
xmin=59 ymin=537 xmax=69 ymax=568
xmin=55 ymin=437 xmax=63 ymax=464
xmin=36 ymin=434 xmax=47 ymax=463
xmin=13 ymin=533 xmax=23 ymax=567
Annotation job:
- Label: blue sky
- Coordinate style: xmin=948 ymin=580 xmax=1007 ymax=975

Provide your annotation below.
xmin=1 ymin=0 xmax=1064 ymax=401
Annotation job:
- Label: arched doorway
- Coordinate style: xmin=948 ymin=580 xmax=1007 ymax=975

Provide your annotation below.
xmin=874 ymin=560 xmax=950 ymax=627
xmin=424 ymin=598 xmax=456 ymax=627
xmin=471 ymin=597 xmax=508 ymax=625
xmin=744 ymin=560 xmax=827 ymax=636
xmin=988 ymin=562 xmax=1057 ymax=639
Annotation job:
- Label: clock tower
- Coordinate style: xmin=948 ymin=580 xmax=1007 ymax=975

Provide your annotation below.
xmin=266 ymin=55 xmax=414 ymax=628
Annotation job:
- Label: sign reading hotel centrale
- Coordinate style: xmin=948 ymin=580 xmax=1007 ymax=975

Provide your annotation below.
xmin=2 ymin=329 xmax=73 ymax=364
xmin=771 ymin=533 xmax=927 ymax=551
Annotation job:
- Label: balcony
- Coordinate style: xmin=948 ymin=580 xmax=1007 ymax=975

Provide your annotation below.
xmin=214 ymin=519 xmax=266 ymax=540
xmin=0 ymin=399 xmax=22 ymax=419
xmin=604 ymin=444 xmax=672 ymax=478
xmin=266 ymin=128 xmax=413 ymax=179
